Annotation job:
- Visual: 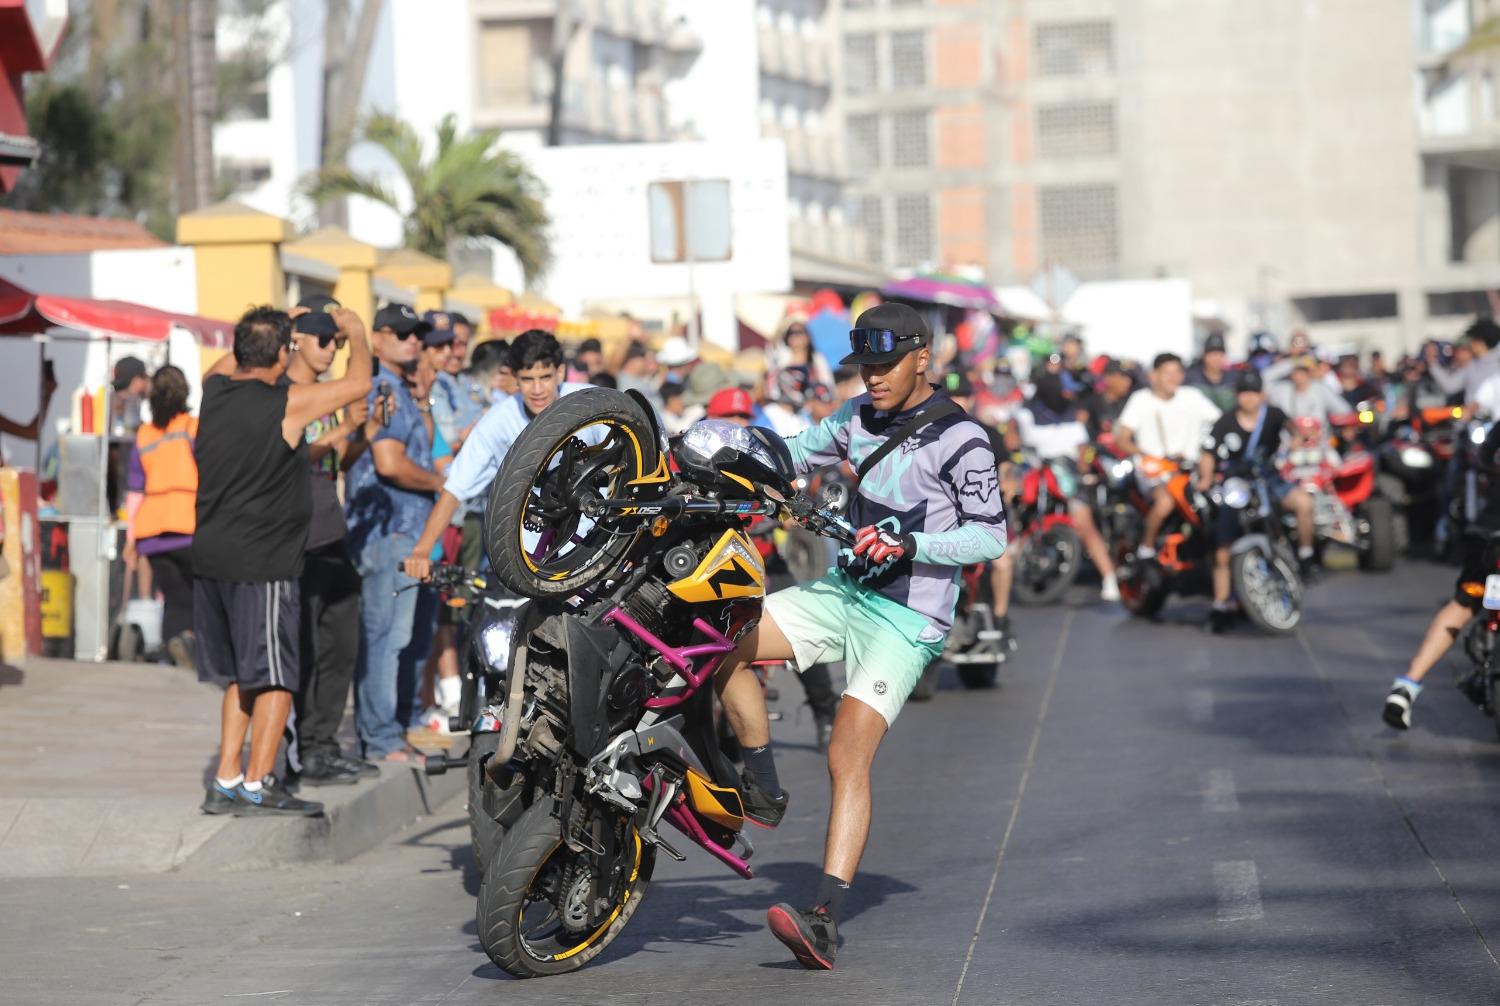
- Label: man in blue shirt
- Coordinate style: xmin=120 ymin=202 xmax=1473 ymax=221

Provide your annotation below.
xmin=402 ymin=330 xmax=592 ymax=581
xmin=346 ymin=303 xmax=446 ymax=763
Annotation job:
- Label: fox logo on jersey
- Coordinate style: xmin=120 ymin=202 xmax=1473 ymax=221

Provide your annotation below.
xmin=959 ymin=468 xmax=998 ymax=504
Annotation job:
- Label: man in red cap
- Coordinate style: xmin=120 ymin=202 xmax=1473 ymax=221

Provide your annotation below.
xmin=706 ymin=387 xmax=754 ymax=425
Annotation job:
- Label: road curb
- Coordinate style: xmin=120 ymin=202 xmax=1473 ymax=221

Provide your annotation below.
xmin=178 ymin=755 xmax=468 ymax=874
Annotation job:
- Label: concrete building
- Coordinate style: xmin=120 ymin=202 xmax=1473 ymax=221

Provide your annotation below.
xmin=843 ymin=0 xmax=1500 ymax=355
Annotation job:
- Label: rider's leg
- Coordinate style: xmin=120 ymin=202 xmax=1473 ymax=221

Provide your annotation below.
xmin=1284 ymin=486 xmax=1316 ymax=557
xmin=1404 ymin=599 xmax=1471 ymax=686
xmin=820 ymin=696 xmax=887 ymax=906
xmin=1070 ymin=501 xmax=1119 ymax=598
xmin=1212 ymin=545 xmax=1233 ymax=606
xmin=1141 ymin=484 xmax=1175 ymax=555
xmin=990 ymin=549 xmax=1013 ymax=618
xmin=715 ymin=615 xmax=795 ymax=748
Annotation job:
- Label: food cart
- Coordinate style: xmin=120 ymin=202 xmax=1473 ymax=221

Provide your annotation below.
xmin=0 ymin=277 xmax=231 ymax=662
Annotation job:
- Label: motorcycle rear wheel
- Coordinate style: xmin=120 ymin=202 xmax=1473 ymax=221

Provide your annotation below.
xmin=484 ymin=389 xmax=661 ymax=599
xmin=1358 ymin=496 xmax=1397 ymax=572
xmin=477 ymin=801 xmax=655 ymax=978
xmin=1012 ymin=525 xmax=1083 ymax=606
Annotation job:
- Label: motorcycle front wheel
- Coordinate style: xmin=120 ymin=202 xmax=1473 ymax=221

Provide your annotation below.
xmin=477 ymin=801 xmax=655 ymax=978
xmin=484 ymin=388 xmax=661 ymax=600
xmin=1231 ymin=547 xmax=1302 ymax=634
xmin=1012 ymin=525 xmax=1083 ymax=606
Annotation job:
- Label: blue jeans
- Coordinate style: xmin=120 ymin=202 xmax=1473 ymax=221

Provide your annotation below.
xmin=354 ymin=533 xmax=418 ymax=757
xmin=398 ymin=586 xmax=438 ymax=730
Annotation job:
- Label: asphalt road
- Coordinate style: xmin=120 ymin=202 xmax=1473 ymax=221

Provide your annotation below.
xmin=6 ymin=559 xmax=1500 ymax=1006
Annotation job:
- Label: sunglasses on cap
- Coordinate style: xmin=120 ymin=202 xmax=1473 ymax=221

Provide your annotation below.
xmin=848 ymin=328 xmax=923 ymax=356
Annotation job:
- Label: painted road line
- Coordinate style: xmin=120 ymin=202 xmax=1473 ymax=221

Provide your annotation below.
xmin=1201 ymin=768 xmax=1240 ymax=813
xmin=1214 ymin=860 xmax=1264 ymax=923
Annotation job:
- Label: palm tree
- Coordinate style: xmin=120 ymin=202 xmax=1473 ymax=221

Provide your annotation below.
xmin=303 ymin=113 xmax=551 ymax=284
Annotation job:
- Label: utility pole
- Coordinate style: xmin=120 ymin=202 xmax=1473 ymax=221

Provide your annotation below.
xmin=173 ymin=0 xmax=218 ymax=213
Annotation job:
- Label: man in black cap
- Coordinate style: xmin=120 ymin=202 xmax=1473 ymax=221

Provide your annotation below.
xmin=111 ymin=356 xmax=149 ymax=437
xmin=282 ymin=298 xmax=378 ymax=785
xmin=714 ymin=302 xmax=1009 ymax=969
xmin=345 ymin=303 xmax=446 ymax=764
xmin=1187 ymin=332 xmax=1237 ymax=413
xmin=1196 ymin=368 xmax=1314 ymax=631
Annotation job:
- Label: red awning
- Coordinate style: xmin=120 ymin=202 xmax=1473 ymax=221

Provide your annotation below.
xmin=0 ymin=276 xmax=233 ymax=347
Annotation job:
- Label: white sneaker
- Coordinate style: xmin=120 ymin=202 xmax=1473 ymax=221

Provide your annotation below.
xmin=1100 ymin=576 xmax=1121 ymax=602
xmin=419 ymin=708 xmax=452 ymax=735
xmin=1135 ymin=545 xmax=1156 ymax=560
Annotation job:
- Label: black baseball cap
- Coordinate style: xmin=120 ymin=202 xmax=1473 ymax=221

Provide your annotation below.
xmin=423 ymin=326 xmax=456 ymax=347
xmin=1203 ymin=333 xmax=1227 ymax=354
xmin=1235 ymin=369 xmax=1263 ymax=393
xmin=112 ymin=355 xmax=147 ymax=390
xmin=840 ymin=302 xmax=931 ymax=366
xmin=294 ymin=311 xmax=339 ymax=337
xmin=297 ymin=293 xmax=340 ymax=312
xmin=422 ymin=310 xmax=452 ymax=331
xmin=373 ymin=303 xmax=429 ymax=336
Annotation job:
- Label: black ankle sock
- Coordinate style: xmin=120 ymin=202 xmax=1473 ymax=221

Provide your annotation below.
xmin=814 ymin=873 xmax=851 ymax=920
xmin=741 ymin=743 xmax=781 ymax=796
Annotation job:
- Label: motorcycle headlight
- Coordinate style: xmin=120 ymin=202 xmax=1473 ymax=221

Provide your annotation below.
xmin=1221 ymin=477 xmax=1251 ymax=510
xmin=480 ymin=620 xmax=514 ymax=669
xmin=1399 ymin=446 xmax=1432 ymax=469
xmin=1471 ymin=424 xmax=1490 ymax=446
xmin=1109 ymin=458 xmax=1134 ymax=481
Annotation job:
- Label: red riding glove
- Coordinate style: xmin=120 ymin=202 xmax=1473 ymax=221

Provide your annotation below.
xmin=852 ymin=525 xmax=914 ymax=565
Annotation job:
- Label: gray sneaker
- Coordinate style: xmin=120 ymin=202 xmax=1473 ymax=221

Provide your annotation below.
xmin=201 ymin=778 xmax=243 ymax=815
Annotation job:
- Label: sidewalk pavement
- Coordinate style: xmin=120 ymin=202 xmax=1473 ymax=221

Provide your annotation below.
xmin=0 ymin=658 xmax=463 ymax=878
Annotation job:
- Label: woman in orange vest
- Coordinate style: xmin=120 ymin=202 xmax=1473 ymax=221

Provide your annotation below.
xmin=124 ymin=366 xmax=198 ymax=664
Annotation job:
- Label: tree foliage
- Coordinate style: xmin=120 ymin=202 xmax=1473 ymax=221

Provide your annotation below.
xmin=303 ymin=113 xmax=552 ymax=284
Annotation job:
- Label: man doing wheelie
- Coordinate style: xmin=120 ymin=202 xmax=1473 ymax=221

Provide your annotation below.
xmin=714 ymin=303 xmax=1008 ymax=969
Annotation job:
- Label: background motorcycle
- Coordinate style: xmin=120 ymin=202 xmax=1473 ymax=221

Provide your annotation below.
xmin=1283 ymin=412 xmax=1397 ymax=572
xmin=1458 ymin=532 xmax=1500 ymax=738
xmin=1115 ymin=459 xmax=1303 ymax=633
xmin=1008 ymin=452 xmax=1084 ymax=605
xmin=1381 ymin=405 xmax=1460 ymax=554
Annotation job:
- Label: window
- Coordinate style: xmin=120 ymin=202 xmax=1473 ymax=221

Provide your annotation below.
xmin=1034 ymin=21 xmax=1114 ymax=78
xmin=218 ymin=159 xmax=272 ymax=194
xmin=847 ymin=113 xmax=881 ymax=175
xmin=844 ymin=34 xmax=878 ymax=94
xmin=857 ymin=195 xmax=885 ymax=263
xmin=890 ymin=30 xmax=927 ymax=88
xmin=1293 ymin=293 xmax=1399 ymax=323
xmin=648 ymin=180 xmax=733 ymax=262
xmin=1428 ymin=290 xmax=1491 ymax=316
xmin=1036 ymin=102 xmax=1115 ymax=158
xmin=894 ymin=193 xmax=933 ymax=267
xmin=218 ymin=52 xmax=271 ymax=122
xmin=890 ymin=109 xmax=929 ymax=168
xmin=478 ymin=21 xmax=545 ymax=106
xmin=1039 ymin=184 xmax=1117 ymax=268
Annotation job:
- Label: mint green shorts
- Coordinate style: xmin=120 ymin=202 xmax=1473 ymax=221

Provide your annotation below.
xmin=764 ymin=571 xmax=945 ymax=727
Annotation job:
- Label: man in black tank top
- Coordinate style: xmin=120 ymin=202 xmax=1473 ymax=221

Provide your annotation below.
xmin=192 ymin=305 xmax=372 ymax=818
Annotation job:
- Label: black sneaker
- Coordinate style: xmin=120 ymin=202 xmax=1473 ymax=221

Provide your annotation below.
xmin=298 ymin=752 xmax=361 ymax=787
xmin=1209 ymin=608 xmax=1233 ymax=635
xmin=767 ymin=903 xmax=837 ymax=970
xmin=1383 ymin=684 xmax=1417 ymax=730
xmin=201 ymin=778 xmax=243 ymax=815
xmin=332 ymin=754 xmax=380 ymax=778
xmin=740 ymin=770 xmax=789 ymax=829
xmin=234 ymin=775 xmax=325 ymax=817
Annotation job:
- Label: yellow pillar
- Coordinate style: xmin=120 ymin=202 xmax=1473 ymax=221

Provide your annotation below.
xmin=446 ymin=273 xmax=515 ymax=340
xmin=375 ymin=248 xmax=453 ymax=314
xmin=283 ymin=226 xmax=380 ymax=325
xmin=176 ymin=200 xmax=294 ymax=321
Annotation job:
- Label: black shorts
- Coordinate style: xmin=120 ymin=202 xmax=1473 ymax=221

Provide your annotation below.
xmin=1455 ymin=535 xmax=1493 ymax=611
xmin=193 ymin=576 xmax=301 ymax=692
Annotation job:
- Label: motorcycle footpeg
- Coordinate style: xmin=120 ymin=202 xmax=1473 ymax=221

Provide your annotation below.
xmin=642 ymin=829 xmax=687 ymax=862
xmin=448 ymin=715 xmax=463 ymax=733
xmin=732 ymin=829 xmax=755 ymax=861
xmin=424 ymin=753 xmax=467 ymax=777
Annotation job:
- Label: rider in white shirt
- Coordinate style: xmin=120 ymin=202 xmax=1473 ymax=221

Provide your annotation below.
xmin=1114 ymin=352 xmax=1222 ymax=558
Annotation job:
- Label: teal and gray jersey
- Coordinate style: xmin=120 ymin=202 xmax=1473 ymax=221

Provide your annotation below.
xmin=784 ymin=389 xmax=1008 ymax=634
